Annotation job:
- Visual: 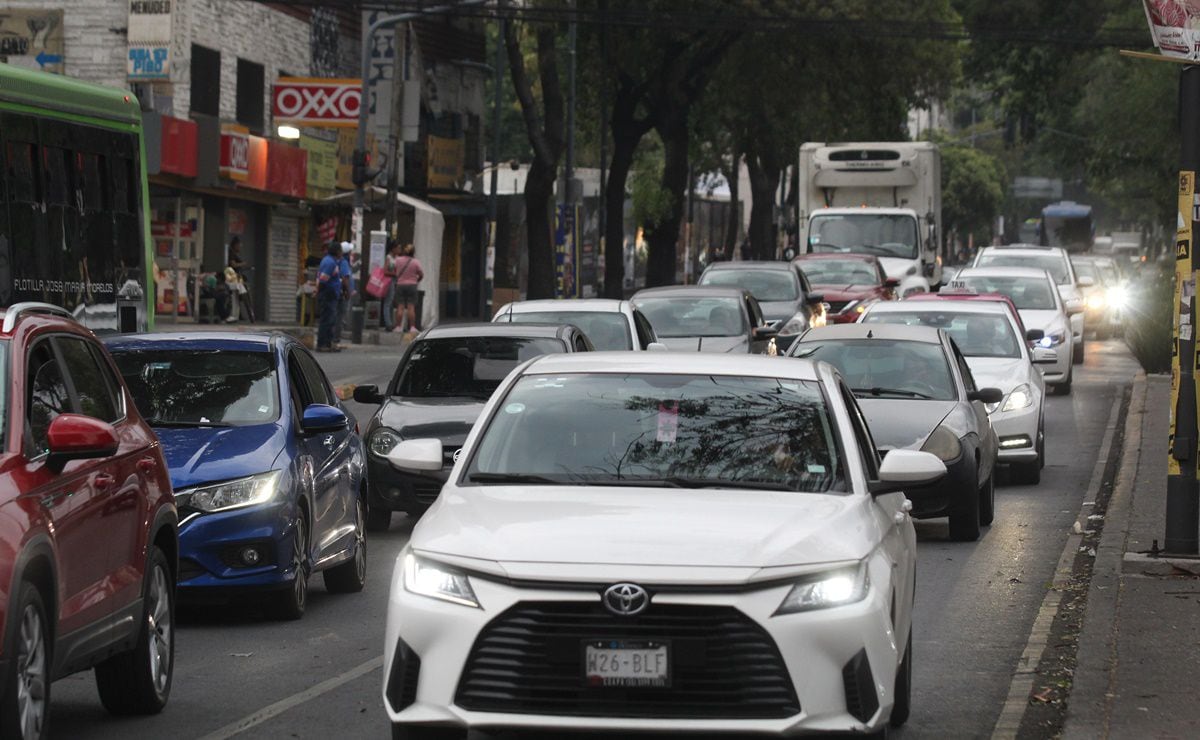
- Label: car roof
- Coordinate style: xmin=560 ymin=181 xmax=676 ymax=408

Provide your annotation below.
xmin=522 ymin=350 xmax=822 ymax=381
xmin=801 ymin=323 xmax=944 ymax=344
xmin=868 ymin=300 xmax=1010 ymax=316
xmin=981 ymin=244 xmax=1068 ymax=256
xmin=104 ymin=331 xmax=278 ymax=352
xmin=701 ymin=261 xmax=794 ymax=272
xmin=793 ymin=253 xmax=880 ymax=264
xmin=499 ymin=299 xmax=628 ymax=313
xmin=954 ymin=266 xmax=1054 ymax=280
xmin=632 ymin=286 xmax=748 ymax=299
xmin=421 ymin=322 xmax=575 ymax=340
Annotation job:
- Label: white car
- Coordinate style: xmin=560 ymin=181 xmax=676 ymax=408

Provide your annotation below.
xmin=860 ymin=301 xmax=1054 ymax=484
xmin=492 ymin=298 xmax=661 ymax=351
xmin=971 ymin=245 xmax=1088 ymax=365
xmin=382 ymin=352 xmax=947 ymax=738
xmin=947 ymin=267 xmax=1075 ymax=394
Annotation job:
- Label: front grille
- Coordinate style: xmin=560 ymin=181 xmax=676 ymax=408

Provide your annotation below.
xmin=386 ymin=640 xmax=421 ymax=713
xmin=827 ymin=300 xmax=851 ymax=313
xmin=412 ymin=482 xmax=442 ymax=505
xmin=178 ymin=557 xmax=205 ymax=583
xmin=455 ymin=601 xmax=799 ymax=719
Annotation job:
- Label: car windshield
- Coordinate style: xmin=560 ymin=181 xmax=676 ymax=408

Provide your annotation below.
xmin=957 ymin=276 xmax=1057 ymax=310
xmin=393 ymin=336 xmax=566 ymax=398
xmin=112 ymin=350 xmax=280 ymax=426
xmin=633 ymin=296 xmax=745 ymax=337
xmin=502 ymin=311 xmax=632 ymax=350
xmin=794 ymin=340 xmax=956 ymax=400
xmin=1098 ymin=263 xmax=1121 ymax=285
xmin=864 ymin=311 xmax=1021 ymax=359
xmin=698 ymin=269 xmax=799 ymax=301
xmin=465 ymin=373 xmax=842 ymax=492
xmin=797 ymin=259 xmax=881 ymax=286
xmin=977 ymin=253 xmax=1069 ymax=284
xmin=808 ymin=214 xmax=919 ymax=259
xmin=1071 ymin=260 xmax=1102 ymax=284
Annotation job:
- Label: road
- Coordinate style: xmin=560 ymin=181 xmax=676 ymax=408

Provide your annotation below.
xmin=47 ymin=339 xmax=1141 ymax=739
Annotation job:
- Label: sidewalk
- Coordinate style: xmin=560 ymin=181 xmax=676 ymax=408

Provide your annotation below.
xmin=1064 ymin=373 xmax=1200 ymax=739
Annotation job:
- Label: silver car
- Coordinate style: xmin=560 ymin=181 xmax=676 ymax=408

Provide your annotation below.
xmin=492 ymin=298 xmax=660 ymax=351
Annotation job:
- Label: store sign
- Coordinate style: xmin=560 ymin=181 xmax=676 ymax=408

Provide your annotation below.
xmin=219 ymin=125 xmax=250 ymax=182
xmin=1143 ymin=1 xmax=1200 ymax=61
xmin=426 ymin=135 xmax=464 ymax=190
xmin=0 ymin=9 xmax=65 ymax=74
xmin=273 ymin=78 xmax=362 ymax=127
xmin=127 ymin=0 xmax=172 ymax=81
xmin=300 ymin=133 xmax=338 ymax=198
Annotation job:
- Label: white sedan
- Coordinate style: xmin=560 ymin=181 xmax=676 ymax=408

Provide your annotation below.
xmin=860 ymin=300 xmax=1055 ymax=484
xmin=492 ymin=298 xmax=661 ymax=351
xmin=382 ymin=352 xmax=947 ymax=738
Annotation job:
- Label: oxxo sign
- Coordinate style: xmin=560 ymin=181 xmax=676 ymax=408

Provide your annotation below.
xmin=220 ymin=125 xmax=250 ymax=182
xmin=272 ymin=78 xmax=362 ymax=128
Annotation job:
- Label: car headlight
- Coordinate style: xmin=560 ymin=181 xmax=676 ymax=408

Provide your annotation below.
xmin=402 ymin=551 xmax=480 ymax=608
xmin=178 ymin=470 xmax=282 ymax=513
xmin=920 ymin=425 xmax=963 ymax=462
xmin=1108 ymin=286 xmax=1128 ymax=309
xmin=778 ymin=313 xmax=808 ymax=335
xmin=775 ymin=562 xmax=869 ymax=615
xmin=1086 ymin=293 xmax=1106 ymax=309
xmin=1002 ymin=383 xmax=1033 ymax=412
xmin=369 ymin=427 xmax=402 ymax=458
xmin=1038 ymin=332 xmax=1067 ymax=348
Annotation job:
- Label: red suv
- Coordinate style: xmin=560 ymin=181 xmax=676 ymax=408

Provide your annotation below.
xmin=0 ymin=304 xmax=178 ymax=739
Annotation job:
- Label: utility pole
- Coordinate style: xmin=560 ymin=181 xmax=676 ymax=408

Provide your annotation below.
xmin=597 ymin=0 xmax=609 ymax=298
xmin=1167 ymin=65 xmax=1200 ymax=554
xmin=486 ymin=17 xmax=506 ymax=318
xmin=563 ymin=0 xmax=577 ymax=296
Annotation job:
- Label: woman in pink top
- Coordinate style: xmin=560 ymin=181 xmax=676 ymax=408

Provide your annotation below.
xmin=392 ymin=243 xmax=424 ymax=333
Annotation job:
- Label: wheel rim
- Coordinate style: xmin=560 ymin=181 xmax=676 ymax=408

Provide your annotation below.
xmin=16 ymin=603 xmax=46 ymax=740
xmin=293 ymin=516 xmax=308 ymax=608
xmin=147 ymin=564 xmax=172 ymax=696
xmin=353 ymin=500 xmax=367 ymax=582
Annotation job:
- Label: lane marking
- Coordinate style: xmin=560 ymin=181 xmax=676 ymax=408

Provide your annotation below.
xmin=990 ymin=389 xmax=1124 ymax=739
xmin=196 ymin=655 xmax=384 ymax=740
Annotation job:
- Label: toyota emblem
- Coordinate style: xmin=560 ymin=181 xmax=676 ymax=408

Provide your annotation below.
xmin=603 ymin=583 xmax=649 ymax=616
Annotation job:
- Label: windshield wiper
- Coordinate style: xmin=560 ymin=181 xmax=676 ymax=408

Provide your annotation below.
xmin=652 ymin=477 xmax=796 ymax=491
xmin=149 ymin=420 xmax=234 ymax=428
xmin=466 ymin=472 xmax=561 ymax=485
xmin=852 ymin=387 xmax=932 ymax=400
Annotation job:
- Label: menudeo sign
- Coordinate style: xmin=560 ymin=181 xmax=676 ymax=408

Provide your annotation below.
xmin=272 ymin=78 xmax=362 ymax=128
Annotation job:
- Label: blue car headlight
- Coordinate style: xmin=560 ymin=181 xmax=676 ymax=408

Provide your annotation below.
xmin=178 ymin=470 xmax=282 ymax=513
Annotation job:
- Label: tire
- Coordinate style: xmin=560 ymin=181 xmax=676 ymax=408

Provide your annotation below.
xmin=324 ymin=498 xmax=367 ymax=594
xmin=948 ymin=465 xmax=981 ymax=542
xmin=0 ymin=581 xmax=50 ymax=740
xmin=272 ymin=512 xmax=309 ymax=621
xmin=366 ymin=503 xmax=392 ymax=532
xmin=890 ymin=629 xmax=913 ymax=728
xmin=1072 ymin=340 xmax=1085 ymax=365
xmin=391 ymin=726 xmax=467 ymax=740
xmin=978 ymin=473 xmax=995 ymax=527
xmin=95 ymin=546 xmax=174 ymax=715
xmin=1055 ymin=372 xmax=1072 ymax=396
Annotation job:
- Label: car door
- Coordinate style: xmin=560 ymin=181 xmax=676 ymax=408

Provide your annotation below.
xmin=21 ymin=337 xmax=114 ymax=644
xmin=290 ymin=347 xmax=355 ymax=562
xmin=745 ymin=295 xmax=770 ymax=354
xmin=950 ymin=340 xmax=998 ymax=479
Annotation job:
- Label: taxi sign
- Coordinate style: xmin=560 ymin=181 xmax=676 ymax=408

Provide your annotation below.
xmin=940 ymin=279 xmax=978 ymax=295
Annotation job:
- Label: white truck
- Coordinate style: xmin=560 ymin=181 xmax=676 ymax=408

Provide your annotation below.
xmin=797 ymin=141 xmax=943 ymax=295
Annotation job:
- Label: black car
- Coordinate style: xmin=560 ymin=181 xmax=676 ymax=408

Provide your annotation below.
xmin=790 ymin=323 xmax=1001 ymax=542
xmin=697 ymin=260 xmax=827 ymax=350
xmin=353 ymin=323 xmax=593 ymax=529
xmin=631 ymin=285 xmax=777 ymax=354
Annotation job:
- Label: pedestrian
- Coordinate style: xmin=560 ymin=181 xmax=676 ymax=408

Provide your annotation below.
xmin=334 ymin=241 xmax=356 ymax=349
xmin=392 ymin=242 xmax=424 ymax=334
xmin=227 ymin=236 xmax=255 ymax=323
xmin=382 ymin=239 xmax=404 ymax=331
xmin=316 ymin=241 xmax=343 ymax=353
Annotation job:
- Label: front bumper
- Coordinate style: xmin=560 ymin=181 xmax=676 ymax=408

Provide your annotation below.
xmin=176 ymin=500 xmax=300 ymax=593
xmin=1035 ymin=341 xmax=1072 ymax=385
xmin=383 ymin=557 xmax=903 ymax=735
xmin=904 ymin=449 xmax=976 ymax=519
xmin=990 ymin=400 xmax=1040 ymax=463
xmin=367 ymin=454 xmax=450 ymax=515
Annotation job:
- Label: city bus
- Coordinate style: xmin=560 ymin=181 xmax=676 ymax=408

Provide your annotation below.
xmin=0 ymin=62 xmax=152 ymax=332
xmin=1039 ymin=201 xmax=1094 ymax=253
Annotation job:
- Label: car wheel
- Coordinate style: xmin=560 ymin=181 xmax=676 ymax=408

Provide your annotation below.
xmin=324 ymin=498 xmax=367 ymax=594
xmin=890 ymin=628 xmax=913 ymax=727
xmin=948 ymin=465 xmax=981 ymax=542
xmin=272 ymin=513 xmax=309 ymax=621
xmin=978 ymin=473 xmax=995 ymax=527
xmin=0 ymin=581 xmax=50 ymax=740
xmin=95 ymin=546 xmax=174 ymax=715
xmin=366 ymin=503 xmax=392 ymax=532
xmin=1056 ymin=372 xmax=1072 ymax=396
xmin=391 ymin=725 xmax=467 ymax=740
xmin=1073 ymin=340 xmax=1085 ymax=365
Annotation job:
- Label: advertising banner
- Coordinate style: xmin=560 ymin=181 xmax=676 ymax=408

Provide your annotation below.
xmin=0 ymin=9 xmax=64 ymax=74
xmin=219 ymin=125 xmax=250 ymax=182
xmin=426 ymin=135 xmax=465 ymax=190
xmin=555 ymin=204 xmax=580 ymax=299
xmin=128 ymin=0 xmax=172 ymax=80
xmin=1143 ymin=1 xmax=1200 ymax=61
xmin=273 ymin=78 xmax=362 ymax=128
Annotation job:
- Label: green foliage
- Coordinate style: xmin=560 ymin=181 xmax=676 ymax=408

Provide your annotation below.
xmin=937 ymin=141 xmax=1007 ymax=242
xmin=1125 ymin=264 xmax=1174 ymax=375
xmin=630 ymin=133 xmax=674 ymax=226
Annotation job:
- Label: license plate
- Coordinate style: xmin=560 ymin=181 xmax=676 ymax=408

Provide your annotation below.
xmin=583 ymin=640 xmax=670 ymax=687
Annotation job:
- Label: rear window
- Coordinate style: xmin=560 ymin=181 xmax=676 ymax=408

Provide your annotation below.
xmin=112 ymin=349 xmax=280 ymax=427
xmin=699 ymin=269 xmax=799 ymax=301
xmin=393 ymin=336 xmax=566 ymax=398
xmin=503 ymin=311 xmax=632 ymax=351
xmin=864 ymin=311 xmax=1021 ymax=359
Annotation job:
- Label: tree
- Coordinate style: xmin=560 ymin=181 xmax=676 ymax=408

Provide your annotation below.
xmin=938 ymin=143 xmax=1007 ymax=245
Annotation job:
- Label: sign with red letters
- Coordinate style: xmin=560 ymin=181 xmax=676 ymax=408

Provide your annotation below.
xmin=272 ymin=78 xmax=362 ymax=128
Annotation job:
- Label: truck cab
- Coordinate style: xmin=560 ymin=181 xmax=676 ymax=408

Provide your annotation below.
xmin=806 ymin=207 xmax=931 ymax=297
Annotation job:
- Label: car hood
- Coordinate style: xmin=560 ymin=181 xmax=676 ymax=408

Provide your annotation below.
xmin=414 ymin=485 xmax=873 ymax=570
xmin=857 ymin=399 xmax=955 ymax=451
xmin=377 ymin=397 xmax=488 ymax=445
xmin=156 ymin=423 xmax=287 ymax=490
xmin=658 ymin=336 xmax=750 ymax=353
xmin=758 ymin=300 xmax=801 ymax=322
xmin=964 ymin=357 xmax=1028 ymax=394
xmin=813 ymin=285 xmax=877 ymax=302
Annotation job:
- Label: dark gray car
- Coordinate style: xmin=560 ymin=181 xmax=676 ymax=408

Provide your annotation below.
xmin=698 ymin=261 xmax=827 ymax=350
xmin=789 ymin=323 xmax=1001 ymax=542
xmin=631 ymin=285 xmax=777 ymax=354
xmin=352 ymin=323 xmax=593 ymax=528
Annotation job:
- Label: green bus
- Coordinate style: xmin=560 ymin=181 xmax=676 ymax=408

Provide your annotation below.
xmin=0 ymin=62 xmax=152 ymax=331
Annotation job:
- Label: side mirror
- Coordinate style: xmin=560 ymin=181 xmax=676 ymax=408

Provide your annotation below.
xmin=1077 ymin=276 xmax=1096 ymax=288
xmin=1065 ymin=299 xmax=1084 ymax=315
xmin=646 ymin=342 xmax=669 ymax=352
xmin=1025 ymin=328 xmax=1045 ymax=342
xmin=968 ymin=387 xmax=1004 ymax=404
xmin=805 ymin=293 xmax=825 ymax=306
xmin=301 ymin=403 xmax=349 ymax=433
xmin=387 ymin=438 xmax=444 ymax=472
xmin=884 ymin=278 xmax=901 ymax=288
xmin=870 ymin=449 xmax=947 ymax=495
xmin=753 ymin=325 xmax=779 ymax=340
xmin=1032 ymin=347 xmax=1059 ymax=365
xmin=352 ymin=384 xmax=384 ymax=404
xmin=46 ymin=414 xmax=119 ymax=473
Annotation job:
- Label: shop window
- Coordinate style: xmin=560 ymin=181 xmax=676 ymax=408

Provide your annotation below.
xmin=190 ymin=44 xmax=221 ymax=117
xmin=236 ymin=58 xmax=265 ymax=133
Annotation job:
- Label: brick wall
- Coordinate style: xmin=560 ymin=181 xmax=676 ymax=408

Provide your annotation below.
xmin=0 ymin=0 xmax=128 ymax=87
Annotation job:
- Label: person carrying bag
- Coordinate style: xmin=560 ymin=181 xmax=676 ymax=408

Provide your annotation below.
xmin=392 ymin=243 xmax=424 ymax=334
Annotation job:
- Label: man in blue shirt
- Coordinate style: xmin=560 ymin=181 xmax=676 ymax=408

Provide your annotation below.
xmin=334 ymin=241 xmax=357 ymax=349
xmin=316 ymin=241 xmax=342 ymax=352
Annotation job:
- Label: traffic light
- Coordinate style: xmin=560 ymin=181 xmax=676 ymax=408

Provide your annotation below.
xmin=352 ymin=149 xmax=381 ymax=187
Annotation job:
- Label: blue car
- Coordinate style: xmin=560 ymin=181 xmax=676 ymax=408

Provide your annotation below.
xmin=105 ymin=332 xmax=367 ymax=619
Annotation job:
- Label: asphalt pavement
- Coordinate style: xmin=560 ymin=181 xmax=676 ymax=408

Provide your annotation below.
xmin=47 ymin=339 xmax=1142 ymax=739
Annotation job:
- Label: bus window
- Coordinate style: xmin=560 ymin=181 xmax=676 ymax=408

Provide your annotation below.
xmin=5 ymin=142 xmax=38 ymax=203
xmin=43 ymin=147 xmax=71 ymax=206
xmin=110 ymin=156 xmax=133 ymax=214
xmin=77 ymin=153 xmax=104 ymax=213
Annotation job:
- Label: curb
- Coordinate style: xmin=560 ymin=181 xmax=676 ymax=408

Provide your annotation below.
xmin=1061 ymin=372 xmax=1147 ymax=740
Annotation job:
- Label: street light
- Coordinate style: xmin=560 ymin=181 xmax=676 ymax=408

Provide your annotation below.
xmin=277 ymin=125 xmax=300 ymax=140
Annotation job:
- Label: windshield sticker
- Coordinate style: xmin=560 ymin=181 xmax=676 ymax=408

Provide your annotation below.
xmin=533 ymin=377 xmax=565 ymax=388
xmin=504 ymin=402 xmax=525 ymax=414
xmin=258 ymin=405 xmax=269 ymax=414
xmin=656 ymin=401 xmax=679 ymax=443
xmin=807 ymin=464 xmax=827 ymax=474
